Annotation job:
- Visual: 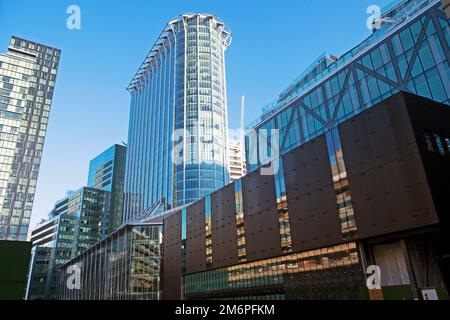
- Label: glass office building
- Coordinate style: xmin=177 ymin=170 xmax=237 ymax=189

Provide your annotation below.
xmin=246 ymin=0 xmax=450 ymax=172
xmin=87 ymin=144 xmax=127 ymax=233
xmin=0 ymin=36 xmax=60 ymax=240
xmin=26 ymin=187 xmax=109 ymax=299
xmin=58 ymin=223 xmax=163 ymax=300
xmin=124 ymin=13 xmax=231 ymax=222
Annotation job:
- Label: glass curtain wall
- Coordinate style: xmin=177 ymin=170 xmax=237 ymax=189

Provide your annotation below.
xmin=124 ymin=14 xmax=231 ymax=222
xmin=246 ymin=1 xmax=450 ymax=172
xmin=58 ymin=224 xmax=163 ymax=300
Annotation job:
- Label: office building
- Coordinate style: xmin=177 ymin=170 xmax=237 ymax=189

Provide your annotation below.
xmin=245 ymin=0 xmax=449 ymax=173
xmin=58 ymin=223 xmax=163 ymax=300
xmin=25 ymin=218 xmax=56 ymax=300
xmin=26 ymin=187 xmax=109 ymax=299
xmin=0 ymin=36 xmax=60 ymax=240
xmin=0 ymin=240 xmax=31 ymax=299
xmin=55 ymin=0 xmax=450 ymax=301
xmin=228 ymin=139 xmax=246 ymax=182
xmin=162 ymin=92 xmax=450 ymax=300
xmin=124 ymin=13 xmax=231 ymax=222
xmin=87 ymin=144 xmax=127 ymax=233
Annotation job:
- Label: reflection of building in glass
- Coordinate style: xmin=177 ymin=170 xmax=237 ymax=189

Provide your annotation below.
xmin=58 ymin=223 xmax=162 ymax=300
xmin=234 ymin=180 xmax=246 ymax=263
xmin=87 ymin=144 xmax=127 ymax=233
xmin=162 ymin=92 xmax=450 ymax=300
xmin=325 ymin=128 xmax=357 ymax=240
xmin=185 ymin=243 xmax=362 ymax=300
xmin=124 ymin=13 xmax=231 ymax=222
xmin=273 ymin=162 xmax=292 ymax=254
xmin=26 ymin=187 xmax=109 ymax=300
xmin=0 ymin=36 xmax=60 ymax=240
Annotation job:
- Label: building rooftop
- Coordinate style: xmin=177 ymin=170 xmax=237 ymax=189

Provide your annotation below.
xmin=127 ymin=13 xmax=231 ymax=92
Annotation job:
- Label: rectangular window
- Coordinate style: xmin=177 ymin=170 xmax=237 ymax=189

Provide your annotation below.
xmin=425 ymin=132 xmax=434 ymax=152
xmin=434 ymin=133 xmax=446 ymax=156
xmin=326 ymin=128 xmax=357 ymax=240
xmin=273 ymin=161 xmax=293 ymax=253
xmin=234 ymin=180 xmax=246 ymax=262
xmin=181 ymin=208 xmax=187 ymax=272
xmin=445 ymin=138 xmax=450 ymax=154
xmin=205 ymin=196 xmax=212 ymax=266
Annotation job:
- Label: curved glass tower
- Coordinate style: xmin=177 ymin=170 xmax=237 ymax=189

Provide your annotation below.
xmin=124 ymin=13 xmax=231 ymax=221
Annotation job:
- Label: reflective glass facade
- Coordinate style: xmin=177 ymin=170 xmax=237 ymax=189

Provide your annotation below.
xmin=273 ymin=161 xmax=293 ymax=253
xmin=325 ymin=128 xmax=357 ymax=240
xmin=185 ymin=243 xmax=363 ymax=300
xmin=246 ymin=0 xmax=450 ymax=172
xmin=58 ymin=224 xmax=162 ymax=300
xmin=124 ymin=14 xmax=231 ymax=222
xmin=0 ymin=36 xmax=60 ymax=240
xmin=87 ymin=144 xmax=127 ymax=233
xmin=205 ymin=195 xmax=212 ymax=266
xmin=27 ymin=187 xmax=109 ymax=299
xmin=234 ymin=180 xmax=246 ymax=263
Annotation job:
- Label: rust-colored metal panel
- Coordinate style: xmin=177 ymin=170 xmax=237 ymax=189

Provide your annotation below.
xmin=283 ymin=137 xmax=343 ymax=251
xmin=339 ymin=96 xmax=439 ymax=238
xmin=162 ymin=212 xmax=181 ymax=300
xmin=242 ymin=170 xmax=283 ymax=261
xmin=186 ymin=199 xmax=206 ymax=274
xmin=211 ymin=184 xmax=239 ymax=269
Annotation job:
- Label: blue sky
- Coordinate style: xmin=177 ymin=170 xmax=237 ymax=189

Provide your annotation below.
xmin=0 ymin=0 xmax=391 ymax=229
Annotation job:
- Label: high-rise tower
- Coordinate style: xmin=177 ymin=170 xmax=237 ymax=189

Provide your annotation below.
xmin=124 ymin=14 xmax=231 ymax=221
xmin=0 ymin=36 xmax=60 ymax=240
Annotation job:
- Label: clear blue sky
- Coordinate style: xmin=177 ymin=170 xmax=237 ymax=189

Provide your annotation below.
xmin=0 ymin=0 xmax=391 ymax=230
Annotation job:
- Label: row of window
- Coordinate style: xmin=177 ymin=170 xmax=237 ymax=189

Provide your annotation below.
xmin=184 ymin=243 xmax=360 ymax=297
xmin=425 ymin=130 xmax=450 ymax=156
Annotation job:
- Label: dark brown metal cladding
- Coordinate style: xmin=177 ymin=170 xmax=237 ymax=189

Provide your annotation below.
xmin=283 ymin=136 xmax=343 ymax=251
xmin=162 ymin=93 xmax=450 ymax=299
xmin=339 ymin=94 xmax=439 ymax=238
xmin=241 ymin=169 xmax=283 ymax=261
xmin=210 ymin=184 xmax=239 ymax=268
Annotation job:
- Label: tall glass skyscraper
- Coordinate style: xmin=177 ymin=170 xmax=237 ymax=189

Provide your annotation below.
xmin=124 ymin=13 xmax=231 ymax=221
xmin=0 ymin=36 xmax=60 ymax=240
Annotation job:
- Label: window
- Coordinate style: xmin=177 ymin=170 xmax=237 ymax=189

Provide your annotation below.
xmin=425 ymin=132 xmax=434 ymax=152
xmin=434 ymin=133 xmax=446 ymax=156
